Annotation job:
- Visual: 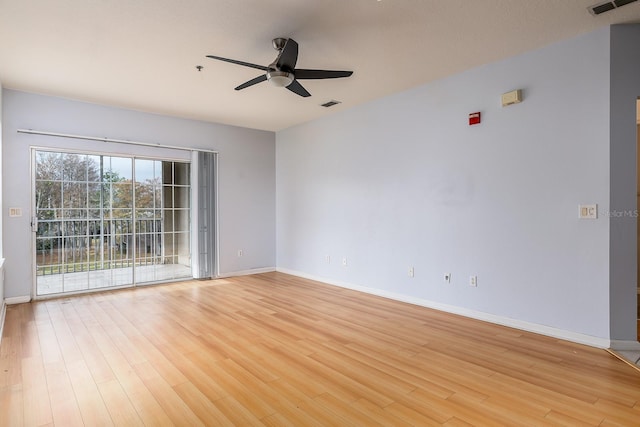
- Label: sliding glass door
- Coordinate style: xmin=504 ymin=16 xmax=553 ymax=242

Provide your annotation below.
xmin=33 ymin=150 xmax=191 ymax=296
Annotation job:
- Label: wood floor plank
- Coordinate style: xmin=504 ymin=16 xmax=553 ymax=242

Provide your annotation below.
xmin=482 ymin=371 xmax=607 ymax=425
xmin=260 ymin=412 xmax=300 ymax=427
xmin=595 ymin=398 xmax=640 ymax=425
xmin=347 ymin=341 xmax=490 ymax=401
xmin=445 ymin=392 xmax=557 ymax=426
xmin=155 ymin=345 xmax=229 ymax=401
xmin=65 ymin=359 xmax=114 ymax=426
xmin=312 ymin=392 xmax=388 ymax=427
xmin=544 ymin=409 xmax=597 ymax=427
xmin=0 ymin=335 xmax=23 ymax=390
xmin=60 ymin=304 xmax=116 ymax=385
xmin=211 ymin=395 xmax=266 ymax=426
xmin=252 ymin=377 xmax=347 ymax=427
xmin=1 ymin=271 xmax=640 ymax=426
xmin=442 ymin=416 xmax=475 ymax=427
xmin=351 ymin=398 xmax=414 ymax=427
xmin=45 ymin=301 xmax=84 ymax=365
xmin=96 ymin=379 xmax=145 ymax=426
xmin=172 ymin=381 xmax=235 ymax=426
xmin=383 ymin=401 xmax=443 ymax=426
xmin=244 ymin=347 xmax=329 ymax=400
xmin=21 ymin=356 xmax=53 ymax=426
xmin=43 ymin=361 xmax=84 ymax=427
xmin=105 ymin=355 xmax=174 ymax=426
xmin=66 ymin=299 xmax=175 ymax=425
xmin=184 ymin=353 xmax=277 ymax=420
xmin=0 ymin=385 xmax=23 ymax=427
xmin=0 ymin=306 xmax=25 ymax=427
xmin=261 ymin=378 xmax=334 ymax=427
xmin=268 ymin=340 xmax=389 ymax=405
xmin=19 ymin=305 xmax=40 ymax=360
xmin=132 ymin=361 xmax=204 ymax=426
xmin=308 ymin=343 xmax=416 ymax=398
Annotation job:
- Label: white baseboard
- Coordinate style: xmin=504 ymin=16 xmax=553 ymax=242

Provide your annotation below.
xmin=5 ymin=296 xmax=31 ymax=305
xmin=217 ymin=267 xmax=276 ymax=279
xmin=610 ymin=340 xmax=640 ymax=351
xmin=276 ymin=268 xmax=611 ymax=349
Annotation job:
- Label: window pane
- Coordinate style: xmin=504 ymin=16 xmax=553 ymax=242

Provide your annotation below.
xmin=36 ymin=152 xmax=63 ymax=181
xmin=162 ymin=162 xmax=173 ymax=185
xmin=174 ymin=187 xmax=190 ymax=209
xmin=135 ymin=159 xmax=158 ymax=182
xmin=108 ymin=156 xmax=132 ymax=180
xmin=63 ymin=182 xmax=87 ymax=208
xmin=135 ymin=182 xmax=156 ymax=209
xmin=36 ymin=181 xmax=62 ymax=209
xmin=174 ymin=210 xmax=190 ymax=232
xmin=87 ymin=156 xmax=101 ymax=182
xmin=111 ymin=183 xmax=132 ymax=209
xmin=175 ymin=162 xmax=190 ymax=186
xmin=87 ymin=183 xmax=102 ymax=208
xmin=163 ymin=186 xmax=173 ymax=207
xmin=63 ymin=209 xmax=87 ymax=219
xmin=62 ymin=153 xmax=88 ymax=182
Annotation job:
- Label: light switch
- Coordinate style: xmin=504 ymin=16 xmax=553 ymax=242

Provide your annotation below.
xmin=578 ymin=204 xmax=597 ymax=219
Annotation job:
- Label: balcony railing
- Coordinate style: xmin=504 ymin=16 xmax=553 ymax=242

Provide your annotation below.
xmin=35 ymin=218 xmax=169 ymax=276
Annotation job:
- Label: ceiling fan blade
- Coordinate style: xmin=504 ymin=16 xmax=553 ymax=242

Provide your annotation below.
xmin=286 ymin=80 xmax=311 ymax=97
xmin=235 ymin=74 xmax=268 ymax=90
xmin=276 ymin=38 xmax=299 ymax=71
xmin=295 ymin=69 xmax=353 ymax=79
xmin=206 ymin=55 xmax=269 ymax=71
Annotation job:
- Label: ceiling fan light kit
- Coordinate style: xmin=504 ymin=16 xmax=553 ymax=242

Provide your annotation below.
xmin=206 ymin=37 xmax=353 ymax=97
xmin=267 ymin=71 xmax=294 ymax=87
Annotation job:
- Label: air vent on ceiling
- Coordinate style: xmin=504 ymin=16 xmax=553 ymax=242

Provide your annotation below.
xmin=320 ymin=100 xmax=342 ymax=108
xmin=589 ymin=0 xmax=637 ymax=15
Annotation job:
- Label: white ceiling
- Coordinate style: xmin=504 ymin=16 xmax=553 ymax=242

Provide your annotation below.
xmin=1 ymin=0 xmax=639 ymax=132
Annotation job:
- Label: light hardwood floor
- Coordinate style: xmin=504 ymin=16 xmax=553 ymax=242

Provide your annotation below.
xmin=1 ymin=272 xmax=640 ymax=426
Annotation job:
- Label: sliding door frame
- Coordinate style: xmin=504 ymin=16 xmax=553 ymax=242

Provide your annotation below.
xmin=30 ymin=146 xmax=194 ymax=299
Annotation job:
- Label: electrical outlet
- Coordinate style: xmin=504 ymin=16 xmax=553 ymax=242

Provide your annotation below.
xmin=342 ymin=257 xmax=348 ymax=267
xmin=444 ymin=273 xmax=451 ymax=283
xmin=470 ymin=275 xmax=477 ymax=287
xmin=408 ymin=267 xmax=414 ymax=278
xmin=237 ymin=249 xmax=243 ymax=257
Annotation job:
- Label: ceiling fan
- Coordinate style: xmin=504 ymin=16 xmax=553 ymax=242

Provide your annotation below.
xmin=206 ymin=38 xmax=353 ymax=97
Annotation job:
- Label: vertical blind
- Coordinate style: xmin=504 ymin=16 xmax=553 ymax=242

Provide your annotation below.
xmin=191 ymin=151 xmax=217 ymax=279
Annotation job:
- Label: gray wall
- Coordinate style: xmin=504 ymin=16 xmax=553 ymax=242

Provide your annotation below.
xmin=276 ymin=27 xmax=614 ymax=340
xmin=2 ymin=90 xmax=276 ymax=298
xmin=609 ymin=25 xmax=640 ymax=342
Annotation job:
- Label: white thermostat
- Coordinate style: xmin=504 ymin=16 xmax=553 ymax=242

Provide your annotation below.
xmin=501 ymin=89 xmax=522 ymax=107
